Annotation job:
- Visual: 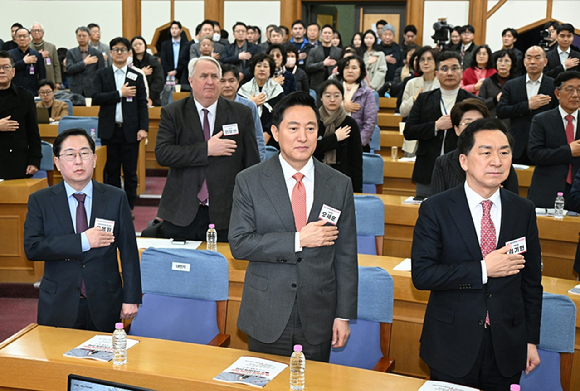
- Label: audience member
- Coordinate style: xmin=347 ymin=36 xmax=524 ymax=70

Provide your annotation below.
xmin=361 ymin=29 xmax=387 ymax=91
xmin=1 ymin=23 xmax=23 ymax=51
xmin=270 ymin=27 xmax=284 ymax=45
xmin=88 ymin=23 xmax=112 ymax=66
xmin=305 ymin=25 xmax=341 ymax=87
xmin=66 ymin=26 xmax=105 ymax=97
xmin=544 ymin=21 xmax=560 ymax=51
xmin=290 ymin=20 xmax=313 ymax=68
xmin=306 ymin=23 xmax=320 ymax=47
xmin=24 ymin=128 xmax=142 ymax=332
xmin=212 ymin=21 xmax=230 ymax=46
xmin=497 ymin=46 xmax=557 ymax=164
xmin=375 ymin=19 xmax=387 ymax=43
xmin=545 ymin=23 xmax=580 ymax=78
xmin=9 ymin=28 xmax=45 ymax=96
xmin=378 ymin=24 xmax=403 ymax=81
xmin=222 ymin=22 xmax=261 ymax=81
xmin=494 ymin=28 xmax=523 ymax=76
xmin=156 ymin=57 xmax=260 ymax=240
xmin=160 ymin=21 xmax=188 ymax=82
xmin=37 ymin=79 xmax=68 ymax=121
xmin=461 ymin=44 xmax=496 ymax=95
xmin=457 ymin=25 xmax=477 ymax=70
xmin=247 ymin=26 xmax=259 ymax=44
xmin=404 ymin=51 xmax=477 ymax=197
xmin=444 ymin=26 xmax=461 ymax=51
xmin=259 ymin=24 xmax=277 ymax=52
xmin=315 ymin=79 xmax=363 ymax=192
xmin=0 ymin=50 xmax=41 ymax=179
xmin=350 ymin=32 xmax=363 ymax=50
xmin=229 ymin=92 xmax=358 ymax=362
xmin=284 ymin=44 xmax=309 ymax=93
xmin=267 ymin=44 xmax=297 ymax=95
xmin=190 ymin=20 xmax=225 ymax=60
xmin=280 ymin=25 xmax=289 ymax=43
xmin=131 ymin=36 xmax=164 ymax=106
xmin=331 ymin=29 xmax=342 ymax=49
xmin=401 ymin=25 xmax=418 ymax=53
xmin=391 ymin=44 xmax=418 ymax=96
xmin=479 ymin=49 xmax=517 ymax=119
xmin=30 ymin=23 xmax=62 ymax=89
xmin=399 ymin=46 xmax=439 ymax=117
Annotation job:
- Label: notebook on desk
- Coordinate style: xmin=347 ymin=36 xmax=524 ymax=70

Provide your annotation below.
xmin=68 ymin=374 xmax=156 ymax=391
xmin=36 ymin=106 xmax=50 ymax=124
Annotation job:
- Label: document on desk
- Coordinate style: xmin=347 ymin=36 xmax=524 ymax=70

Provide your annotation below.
xmin=569 ymin=284 xmax=580 ymax=295
xmin=418 ymin=380 xmax=479 ymax=391
xmin=214 ymin=356 xmax=288 ymax=388
xmin=63 ymin=335 xmax=139 ymax=362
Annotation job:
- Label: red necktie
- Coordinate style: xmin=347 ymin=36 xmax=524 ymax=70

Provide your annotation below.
xmin=480 ymin=200 xmax=495 ymax=326
xmin=198 ymin=109 xmax=210 ymax=204
xmin=73 ymin=193 xmax=88 ymax=297
xmin=565 ymin=115 xmax=575 ymax=184
xmin=292 ymin=173 xmax=307 ymax=232
xmin=461 ymin=46 xmax=465 ymax=59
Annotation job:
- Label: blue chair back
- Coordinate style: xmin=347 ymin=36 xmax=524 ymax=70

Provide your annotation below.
xmin=58 ymin=116 xmax=99 ymax=144
xmin=57 ymin=99 xmax=74 ymax=116
xmin=39 ymin=141 xmax=54 ymax=171
xmin=309 ymin=89 xmax=317 ymax=105
xmin=129 ymin=248 xmax=229 ymax=344
xmin=329 ymin=266 xmax=394 ymax=370
xmin=265 ymin=145 xmax=279 ymax=160
xmin=362 ymin=152 xmax=384 ymax=193
xmin=354 ymin=195 xmax=384 ymax=255
xmin=369 ymin=125 xmax=381 ymax=152
xmin=519 ymin=293 xmax=576 ymax=391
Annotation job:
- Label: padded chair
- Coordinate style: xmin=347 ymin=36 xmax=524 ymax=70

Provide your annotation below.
xmin=58 ymin=116 xmax=99 ymax=144
xmin=362 ymin=152 xmax=384 ymax=194
xmin=369 ymin=124 xmax=381 ymax=152
xmin=128 ymin=247 xmax=230 ymax=347
xmin=309 ymin=89 xmax=317 ymax=105
xmin=354 ymin=195 xmax=384 ymax=256
xmin=57 ymin=98 xmax=74 ymax=116
xmin=265 ymin=145 xmax=279 ymax=160
xmin=329 ymin=266 xmax=395 ymax=371
xmin=520 ymin=292 xmax=576 ymax=391
xmin=31 ymin=141 xmax=55 ymax=186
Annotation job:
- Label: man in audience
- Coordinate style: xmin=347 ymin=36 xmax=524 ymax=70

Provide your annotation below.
xmin=88 ymin=23 xmax=112 ymax=67
xmin=527 ymin=71 xmax=580 ymax=208
xmin=270 ymin=27 xmax=285 ymax=44
xmin=92 ymin=37 xmax=149 ymax=214
xmin=220 ymin=63 xmax=266 ymax=161
xmin=306 ymin=23 xmax=320 ymax=48
xmin=495 ymin=28 xmax=523 ymax=76
xmin=222 ymin=22 xmax=260 ymax=82
xmin=497 ymin=46 xmax=557 ymax=164
xmin=66 ymin=26 xmax=106 ymax=97
xmin=412 ymin=117 xmax=542 ymax=390
xmin=1 ymin=23 xmax=23 ymax=51
xmin=305 ymin=24 xmax=341 ymax=87
xmin=30 ymin=23 xmax=62 ymax=89
xmin=24 ymin=128 xmax=142 ymax=333
xmin=545 ymin=23 xmax=580 ymax=78
xmin=155 ymin=57 xmax=260 ymax=241
xmin=0 ymin=50 xmax=41 ymax=180
xmin=160 ymin=21 xmax=188 ymax=82
xmin=404 ymin=51 xmax=477 ymax=197
xmin=247 ymin=26 xmax=259 ymax=45
xmin=290 ymin=20 xmax=313 ymax=68
xmin=379 ymin=24 xmax=403 ymax=82
xmin=190 ymin=20 xmax=225 ymax=60
xmin=280 ymin=26 xmax=290 ymax=43
xmin=212 ymin=21 xmax=230 ymax=46
xmin=375 ymin=19 xmax=387 ymax=43
xmin=9 ymin=28 xmax=45 ymax=96
xmin=259 ymin=24 xmax=277 ymax=52
xmin=457 ymin=25 xmax=477 ymax=70
xmin=401 ymin=24 xmax=418 ymax=53
xmin=229 ymin=92 xmax=358 ymax=362
xmin=544 ymin=21 xmax=560 ymax=51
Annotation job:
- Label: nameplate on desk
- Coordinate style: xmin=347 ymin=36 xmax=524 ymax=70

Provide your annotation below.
xmin=172 ymin=262 xmax=190 ymax=272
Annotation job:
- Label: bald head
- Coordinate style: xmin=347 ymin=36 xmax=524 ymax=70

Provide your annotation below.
xmin=524 ymin=46 xmax=547 ymax=79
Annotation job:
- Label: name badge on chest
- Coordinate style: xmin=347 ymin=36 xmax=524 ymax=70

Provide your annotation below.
xmin=506 ymin=236 xmax=526 ymax=254
xmin=223 ymin=124 xmax=239 ymax=136
xmin=95 ymin=218 xmax=115 ymax=233
xmin=126 ymin=72 xmax=137 ymax=81
xmin=318 ymin=204 xmax=341 ymax=225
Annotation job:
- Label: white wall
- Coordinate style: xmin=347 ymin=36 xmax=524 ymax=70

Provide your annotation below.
xmin=486 ymin=0 xmax=547 ymax=50
xmin=224 ymin=1 xmax=280 ymax=43
xmin=552 ymin=0 xmax=580 ymax=25
xmin=422 ymin=1 xmax=469 ymax=47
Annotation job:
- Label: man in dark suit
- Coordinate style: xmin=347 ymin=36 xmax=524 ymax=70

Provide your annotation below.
xmin=160 ymin=21 xmax=189 ymax=82
xmin=221 ymin=22 xmax=261 ymax=82
xmin=92 ymin=37 xmax=149 ymax=212
xmin=155 ymin=57 xmax=260 ymax=241
xmin=305 ymin=24 xmax=341 ymax=87
xmin=8 ymin=28 xmax=45 ymax=96
xmin=528 ymin=71 xmax=580 ymax=208
xmin=497 ymin=46 xmax=558 ymax=165
xmin=229 ymin=92 xmax=358 ymax=362
xmin=545 ymin=23 xmax=580 ymax=79
xmin=412 ymin=118 xmax=543 ymax=390
xmin=66 ymin=26 xmax=106 ymax=97
xmin=0 ymin=50 xmax=41 ymax=179
xmin=404 ymin=51 xmax=478 ymax=197
xmin=24 ymin=128 xmax=142 ymax=332
xmin=455 ymin=25 xmax=478 ymax=70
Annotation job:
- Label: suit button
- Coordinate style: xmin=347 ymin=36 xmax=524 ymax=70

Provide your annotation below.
xmin=291 ymin=283 xmax=297 ymax=288
xmin=297 ymin=258 xmax=302 ymax=263
xmin=487 ymin=293 xmax=492 ymax=298
xmin=81 ymin=264 xmax=85 ymax=268
xmin=281 ymin=259 xmax=287 ymax=263
xmin=478 ymin=320 xmax=484 ymax=326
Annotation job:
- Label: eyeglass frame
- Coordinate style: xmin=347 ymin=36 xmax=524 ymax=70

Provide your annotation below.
xmin=58 ymin=148 xmax=94 ymax=161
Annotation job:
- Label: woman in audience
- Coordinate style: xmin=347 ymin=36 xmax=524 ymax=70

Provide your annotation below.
xmin=315 ymin=79 xmax=363 ymax=192
xmin=461 ymin=44 xmax=496 ymax=95
xmin=284 ymin=45 xmax=309 ymax=93
xmin=479 ymin=49 xmax=516 ymax=119
xmin=399 ymin=46 xmax=439 ymax=117
xmin=350 ymin=32 xmax=363 ymax=50
xmin=198 ymin=36 xmax=215 ymax=57
xmin=131 ymin=36 xmax=164 ymax=106
xmin=266 ymin=44 xmax=297 ymax=96
xmin=37 ymin=79 xmax=68 ymax=122
xmin=431 ymin=98 xmax=519 ymax=195
xmin=332 ymin=30 xmax=343 ymax=49
xmin=335 ymin=56 xmax=377 ymax=151
xmin=239 ymin=53 xmax=284 ymax=147
xmin=361 ymin=29 xmax=387 ymax=91
xmin=390 ymin=44 xmax=418 ymax=97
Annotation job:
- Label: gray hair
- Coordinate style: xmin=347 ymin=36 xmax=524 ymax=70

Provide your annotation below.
xmin=75 ymin=26 xmax=90 ymax=35
xmin=30 ymin=23 xmax=44 ymax=31
xmin=188 ymin=57 xmax=222 ymax=78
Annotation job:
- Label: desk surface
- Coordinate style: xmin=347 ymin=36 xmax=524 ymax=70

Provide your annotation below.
xmin=0 ymin=324 xmax=427 ymax=391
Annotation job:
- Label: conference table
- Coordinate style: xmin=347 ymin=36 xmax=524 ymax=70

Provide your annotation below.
xmin=0 ymin=324 xmax=427 ymax=391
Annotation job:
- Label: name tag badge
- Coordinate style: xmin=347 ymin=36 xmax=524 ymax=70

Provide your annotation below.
xmin=506 ymin=236 xmax=526 ymax=254
xmin=172 ymin=262 xmax=191 ymax=272
xmin=95 ymin=218 xmax=115 ymax=233
xmin=318 ymin=204 xmax=341 ymax=225
xmin=222 ymin=124 xmax=239 ymax=136
xmin=126 ymin=97 xmax=133 ymax=102
xmin=126 ymin=72 xmax=138 ymax=81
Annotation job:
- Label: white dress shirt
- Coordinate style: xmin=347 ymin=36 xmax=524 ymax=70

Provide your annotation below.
xmin=113 ymin=64 xmax=128 ymax=123
xmin=558 ymin=47 xmax=571 ymax=68
xmin=526 ymin=73 xmax=543 ymax=100
xmin=64 ymin=180 xmax=93 ymax=252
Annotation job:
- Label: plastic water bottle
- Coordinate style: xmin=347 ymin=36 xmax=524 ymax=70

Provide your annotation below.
xmin=290 ymin=344 xmax=305 ymax=391
xmin=112 ymin=322 xmax=127 ymax=366
xmin=206 ymin=224 xmax=217 ymax=251
xmin=510 ymin=385 xmax=521 ymax=391
xmin=554 ymin=192 xmax=565 ymax=220
xmin=90 ymin=128 xmax=97 ymax=143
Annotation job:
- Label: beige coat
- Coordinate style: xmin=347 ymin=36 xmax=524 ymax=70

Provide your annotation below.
xmin=29 ymin=40 xmax=62 ymax=84
xmin=363 ymin=50 xmax=387 ymax=91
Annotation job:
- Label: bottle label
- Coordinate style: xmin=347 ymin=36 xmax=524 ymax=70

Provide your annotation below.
xmin=505 ymin=237 xmax=526 ymax=254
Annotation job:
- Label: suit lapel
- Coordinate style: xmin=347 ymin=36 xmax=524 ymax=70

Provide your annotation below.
xmin=309 ymin=160 xmax=331 ymax=223
xmin=261 ymin=157 xmax=296 ymax=232
xmin=90 ymin=181 xmax=109 ymax=227
xmin=50 ymin=181 xmax=75 ymax=234
xmin=448 ymin=186 xmax=483 ymax=261
xmin=497 ymin=189 xmax=518 ymax=247
xmin=539 ymin=76 xmax=553 ymax=95
xmin=184 ymin=98 xmax=204 ymax=142
xmin=214 ymin=97 xmax=228 ymax=137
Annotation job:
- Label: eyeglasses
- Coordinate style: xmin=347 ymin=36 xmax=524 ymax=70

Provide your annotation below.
xmin=560 ymin=87 xmax=580 ymax=94
xmin=59 ymin=149 xmax=93 ymax=161
xmin=111 ymin=48 xmax=129 ymax=53
xmin=419 ymin=57 xmax=434 ymax=63
xmin=31 ymin=29 xmax=43 ymax=33
xmin=39 ymin=90 xmax=53 ymax=95
xmin=438 ymin=66 xmax=462 ymax=73
xmin=0 ymin=65 xmax=13 ymax=72
xmin=322 ymin=93 xmax=342 ymax=100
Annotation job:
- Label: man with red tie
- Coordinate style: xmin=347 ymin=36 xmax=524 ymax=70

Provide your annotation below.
xmin=527 ymin=71 xmax=580 ymax=208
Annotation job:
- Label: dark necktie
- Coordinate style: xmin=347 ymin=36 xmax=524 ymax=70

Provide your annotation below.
xmin=480 ymin=200 xmax=495 ymax=326
xmin=73 ymin=193 xmax=88 ymax=297
xmin=198 ymin=109 xmax=210 ymax=204
xmin=292 ymin=173 xmax=307 ymax=232
xmin=565 ymin=115 xmax=575 ymax=184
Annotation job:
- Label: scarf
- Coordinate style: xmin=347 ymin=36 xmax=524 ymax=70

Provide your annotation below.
xmin=239 ymin=78 xmax=284 ymax=117
xmin=31 ymin=40 xmax=44 ymax=51
xmin=274 ymin=65 xmax=286 ymax=78
xmin=319 ymin=105 xmax=348 ymax=164
xmin=343 ymin=82 xmax=359 ymax=115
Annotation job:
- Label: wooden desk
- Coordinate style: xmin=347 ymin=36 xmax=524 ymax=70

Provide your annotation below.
xmin=379 ymin=97 xmax=397 ymax=114
xmin=378 ymin=113 xmax=403 ymax=131
xmin=0 ymin=179 xmax=47 ymax=283
xmin=38 ymin=123 xmax=59 ymax=144
xmin=0 ymin=324 xmax=427 ymax=391
xmin=381 ymin=130 xmax=404 ymax=149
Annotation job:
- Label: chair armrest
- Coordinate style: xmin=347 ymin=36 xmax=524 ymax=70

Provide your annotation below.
xmin=207 ymin=333 xmax=230 ymax=347
xmin=372 ymin=357 xmax=395 ymax=372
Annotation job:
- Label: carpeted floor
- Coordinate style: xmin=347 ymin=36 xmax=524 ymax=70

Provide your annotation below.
xmin=0 ymin=298 xmax=38 ymax=342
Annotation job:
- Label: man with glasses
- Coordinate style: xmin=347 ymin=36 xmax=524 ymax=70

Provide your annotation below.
xmin=222 ymin=22 xmax=260 ymax=82
xmin=24 ymin=128 xmax=142 ymax=332
xmin=66 ymin=26 xmax=106 ymax=97
xmin=0 ymin=50 xmax=41 ymax=180
xmin=404 ymin=51 xmax=478 ymax=197
xmin=92 ymin=37 xmax=148 ymax=214
xmin=29 ymin=23 xmax=62 ymax=90
xmin=8 ymin=27 xmax=45 ymax=96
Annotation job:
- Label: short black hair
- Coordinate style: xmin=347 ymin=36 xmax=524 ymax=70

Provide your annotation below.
xmin=544 ymin=21 xmax=560 ymax=30
xmin=280 ymin=25 xmax=289 ymax=36
xmin=200 ymin=20 xmax=215 ymax=30
xmin=501 ymin=28 xmax=518 ymax=39
xmin=109 ymin=37 xmax=131 ymax=50
xmin=38 ymin=79 xmax=55 ymax=90
xmin=554 ymin=70 xmax=580 ymax=89
xmin=271 ymin=27 xmax=284 ymax=37
xmin=87 ymin=23 xmax=100 ymax=31
xmin=292 ymin=20 xmax=306 ymax=29
xmin=376 ymin=20 xmax=387 ymax=26
xmin=557 ymin=23 xmax=575 ymax=35
xmin=336 ymin=55 xmax=367 ymax=84
xmin=414 ymin=46 xmax=436 ymax=76
xmin=284 ymin=43 xmax=298 ymax=57
xmin=470 ymin=44 xmax=493 ymax=69
xmin=450 ymin=98 xmax=489 ymax=127
xmin=76 ymin=26 xmax=90 ymax=35
xmin=318 ymin=78 xmax=344 ymax=101
xmin=170 ymin=20 xmax=182 ymax=30
xmin=232 ymin=22 xmax=247 ymax=32
xmin=404 ymin=25 xmax=417 ymax=35
xmin=321 ymin=24 xmax=333 ymax=33
xmin=16 ymin=27 xmax=30 ymax=35
xmin=0 ymin=50 xmax=15 ymax=66
xmin=267 ymin=43 xmax=287 ymax=65
xmin=53 ymin=128 xmax=96 ymax=157
xmin=436 ymin=51 xmax=461 ymax=68
xmin=221 ymin=64 xmax=239 ymax=80
xmin=195 ymin=24 xmax=202 ymax=35
xmin=461 ymin=25 xmax=475 ymax=34
xmin=272 ymin=92 xmax=319 ymax=129
xmin=249 ymin=52 xmax=276 ymax=78
xmin=307 ymin=22 xmax=320 ymax=31
xmin=457 ymin=118 xmax=513 ymax=156
xmin=253 ymin=26 xmax=262 ymax=36
xmin=11 ymin=23 xmax=23 ymax=30
xmin=492 ymin=49 xmax=517 ymax=75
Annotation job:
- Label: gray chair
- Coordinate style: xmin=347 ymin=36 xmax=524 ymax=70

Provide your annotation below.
xmin=362 ymin=152 xmax=384 ymax=194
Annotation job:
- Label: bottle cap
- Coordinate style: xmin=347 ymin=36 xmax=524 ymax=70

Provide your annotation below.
xmin=115 ymin=322 xmax=124 ymax=329
xmin=209 ymin=224 xmax=215 ymax=229
xmin=293 ymin=344 xmax=302 ymax=352
xmin=558 ymin=192 xmax=564 ymax=196
xmin=509 ymin=385 xmax=520 ymax=391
